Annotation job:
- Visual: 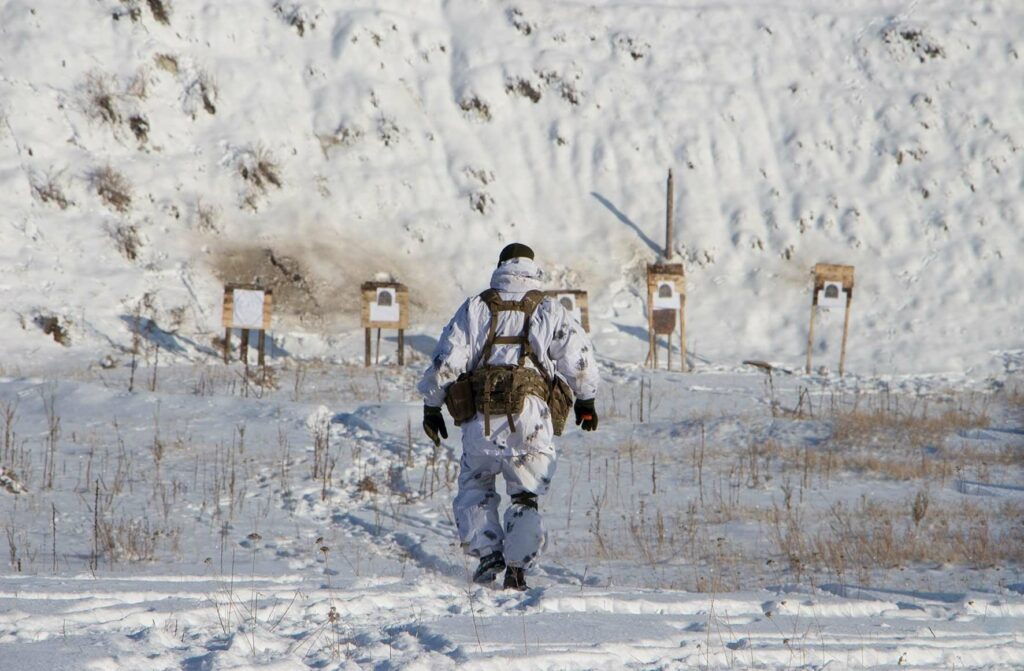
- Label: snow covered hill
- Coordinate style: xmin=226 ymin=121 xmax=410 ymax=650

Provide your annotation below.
xmin=2 ymin=4 xmax=1024 ymax=668
xmin=1 ymin=0 xmax=1022 ymax=375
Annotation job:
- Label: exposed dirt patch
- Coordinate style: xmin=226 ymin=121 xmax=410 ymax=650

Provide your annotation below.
xmin=34 ymin=315 xmax=71 ymax=346
xmin=209 ymin=240 xmax=440 ymax=330
xmin=882 ymin=25 xmax=946 ymax=63
xmin=459 ymin=96 xmax=491 ymax=122
xmin=505 ymin=77 xmax=541 ymax=103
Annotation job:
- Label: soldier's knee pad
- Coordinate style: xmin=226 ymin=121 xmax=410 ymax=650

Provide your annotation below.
xmin=511 ymin=492 xmax=538 ymax=510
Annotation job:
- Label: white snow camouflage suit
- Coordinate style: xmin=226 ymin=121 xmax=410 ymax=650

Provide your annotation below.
xmin=418 ymin=257 xmax=599 ymax=568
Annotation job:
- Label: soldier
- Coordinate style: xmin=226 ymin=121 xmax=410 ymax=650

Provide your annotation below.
xmin=418 ymin=243 xmax=599 ymax=590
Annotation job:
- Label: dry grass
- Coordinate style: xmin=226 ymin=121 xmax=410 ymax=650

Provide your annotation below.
xmin=147 ymin=0 xmax=171 ymax=25
xmin=237 ymin=145 xmax=282 ymax=210
xmin=154 ymin=53 xmax=179 ymax=75
xmin=30 ymin=172 xmax=73 ymax=209
xmin=774 ymin=497 xmax=1024 ymax=580
xmin=831 ymin=405 xmax=989 ymax=449
xmin=753 ymin=394 xmax=1000 ymax=482
xmin=459 ymin=96 xmax=492 ymax=122
xmin=91 ymin=165 xmax=132 ymax=212
xmin=185 ymin=70 xmax=218 ymax=117
xmin=110 ymin=223 xmax=142 ymax=260
xmin=84 ymin=74 xmax=121 ymax=125
xmin=552 ymin=387 xmax=1022 ymax=591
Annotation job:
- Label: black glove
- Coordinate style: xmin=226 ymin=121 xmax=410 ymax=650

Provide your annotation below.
xmin=423 ymin=405 xmax=448 ymax=446
xmin=574 ymin=398 xmax=598 ymax=431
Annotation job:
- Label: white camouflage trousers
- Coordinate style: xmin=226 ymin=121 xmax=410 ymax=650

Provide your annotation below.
xmin=453 ymin=396 xmax=557 ymax=569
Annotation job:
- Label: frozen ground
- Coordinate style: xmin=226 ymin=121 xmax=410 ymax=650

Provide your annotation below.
xmin=1 ymin=0 xmax=1024 ymax=668
xmin=0 ymin=361 xmax=1022 ymax=669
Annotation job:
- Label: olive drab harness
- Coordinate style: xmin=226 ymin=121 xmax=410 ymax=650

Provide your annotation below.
xmin=444 ymin=289 xmax=574 ymax=437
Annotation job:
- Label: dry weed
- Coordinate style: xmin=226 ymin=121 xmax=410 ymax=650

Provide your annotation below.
xmin=459 ymin=96 xmax=491 ymax=122
xmin=154 ymin=53 xmax=179 ymax=75
xmin=239 ymin=146 xmax=282 ymax=191
xmin=807 ymin=498 xmax=1023 ymax=576
xmin=147 ymin=0 xmax=171 ymax=25
xmin=185 ymin=70 xmax=218 ymax=117
xmin=832 ymin=405 xmax=988 ymax=449
xmin=110 ymin=223 xmax=142 ymax=260
xmin=30 ymin=172 xmax=73 ymax=209
xmin=91 ymin=165 xmax=132 ymax=212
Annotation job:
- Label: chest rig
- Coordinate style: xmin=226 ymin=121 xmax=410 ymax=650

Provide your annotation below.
xmin=444 ymin=289 xmax=573 ymax=436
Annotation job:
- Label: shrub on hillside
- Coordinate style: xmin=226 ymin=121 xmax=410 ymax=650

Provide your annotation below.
xmin=91 ymin=165 xmax=133 ymax=213
xmin=109 ymin=223 xmax=142 ymax=260
xmin=184 ymin=70 xmax=218 ymax=117
xmin=30 ymin=171 xmax=73 ymax=210
xmin=147 ymin=0 xmax=171 ymax=25
xmin=236 ymin=145 xmax=282 ymax=210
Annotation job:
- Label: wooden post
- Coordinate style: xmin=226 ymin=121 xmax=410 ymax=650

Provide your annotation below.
xmin=679 ymin=293 xmax=688 ymax=372
xmin=223 ymin=328 xmax=231 ymax=364
xmin=805 ymin=293 xmax=817 ymax=374
xmin=364 ymin=328 xmax=372 ymax=367
xmin=240 ymin=329 xmax=250 ymax=364
xmin=839 ymin=289 xmax=853 ymax=376
xmin=665 ymin=168 xmax=674 ymax=260
xmin=375 ymin=328 xmax=382 ymax=366
xmin=257 ymin=329 xmax=266 ymax=368
xmin=646 ymin=312 xmax=656 ymax=367
xmin=398 ymin=329 xmax=405 ymax=366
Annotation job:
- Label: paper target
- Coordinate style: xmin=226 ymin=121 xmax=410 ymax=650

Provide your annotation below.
xmin=370 ymin=287 xmax=401 ymax=323
xmin=232 ymin=289 xmax=266 ymax=328
xmin=817 ymin=281 xmax=847 ymax=309
xmin=653 ymin=281 xmax=679 ymax=309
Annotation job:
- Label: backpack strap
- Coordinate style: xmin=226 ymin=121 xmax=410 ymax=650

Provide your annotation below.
xmin=478 ymin=289 xmax=546 ymax=369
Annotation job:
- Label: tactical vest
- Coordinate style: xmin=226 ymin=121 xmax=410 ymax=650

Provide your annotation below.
xmin=444 ymin=289 xmax=574 ymax=436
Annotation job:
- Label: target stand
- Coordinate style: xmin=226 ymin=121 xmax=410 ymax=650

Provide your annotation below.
xmin=361 ymin=281 xmax=409 ymax=367
xmin=222 ymin=284 xmax=272 ymax=367
xmin=805 ymin=263 xmax=854 ymax=376
xmin=645 ymin=263 xmax=687 ymax=371
xmin=545 ymin=290 xmax=590 ymax=331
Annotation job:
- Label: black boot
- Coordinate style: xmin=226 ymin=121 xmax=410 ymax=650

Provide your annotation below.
xmin=472 ymin=551 xmax=506 ymax=584
xmin=503 ymin=566 xmax=528 ymax=591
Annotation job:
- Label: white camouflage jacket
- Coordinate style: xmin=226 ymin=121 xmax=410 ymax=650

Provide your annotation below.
xmin=418 ymin=257 xmax=599 ymax=407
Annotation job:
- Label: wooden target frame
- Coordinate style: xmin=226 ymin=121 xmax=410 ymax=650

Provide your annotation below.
xmin=361 ymin=281 xmax=410 ymax=366
xmin=222 ymin=284 xmax=272 ymax=367
xmin=545 ymin=289 xmax=590 ymax=332
xmin=805 ymin=263 xmax=854 ymax=376
xmin=645 ymin=263 xmax=687 ymax=371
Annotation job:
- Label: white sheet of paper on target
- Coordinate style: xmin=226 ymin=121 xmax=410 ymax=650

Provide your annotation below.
xmin=817 ymin=282 xmax=847 ymax=309
xmin=232 ymin=289 xmax=266 ymax=328
xmin=369 ymin=288 xmax=401 ymax=323
xmin=556 ymin=294 xmax=583 ymax=324
xmin=652 ymin=282 xmax=679 ymax=309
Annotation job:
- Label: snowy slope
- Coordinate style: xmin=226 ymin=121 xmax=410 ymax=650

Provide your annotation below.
xmin=1 ymin=0 xmax=1022 ymax=375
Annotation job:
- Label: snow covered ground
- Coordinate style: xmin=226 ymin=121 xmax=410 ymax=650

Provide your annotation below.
xmin=1 ymin=0 xmax=1023 ymax=668
xmin=0 ymin=363 xmax=1021 ymax=669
